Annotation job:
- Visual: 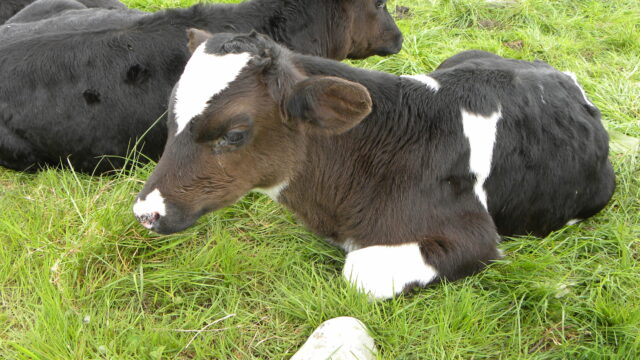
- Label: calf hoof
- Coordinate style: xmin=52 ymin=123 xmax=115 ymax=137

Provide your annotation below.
xmin=291 ymin=317 xmax=376 ymax=360
xmin=342 ymin=243 xmax=438 ymax=300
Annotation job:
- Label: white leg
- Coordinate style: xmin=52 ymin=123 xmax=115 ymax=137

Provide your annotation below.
xmin=342 ymin=243 xmax=438 ymax=300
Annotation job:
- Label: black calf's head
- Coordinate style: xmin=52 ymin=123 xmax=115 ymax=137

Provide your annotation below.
xmin=340 ymin=0 xmax=404 ymax=59
xmin=134 ymin=31 xmax=372 ymax=234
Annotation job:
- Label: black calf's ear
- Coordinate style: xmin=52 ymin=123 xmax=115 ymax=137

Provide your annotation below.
xmin=286 ymin=77 xmax=372 ymax=135
xmin=187 ymin=28 xmax=213 ymax=53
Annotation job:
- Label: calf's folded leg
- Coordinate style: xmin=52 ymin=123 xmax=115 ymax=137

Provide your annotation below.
xmin=343 ymin=211 xmax=501 ymax=299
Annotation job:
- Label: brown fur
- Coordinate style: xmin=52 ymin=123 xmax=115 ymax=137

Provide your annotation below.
xmin=136 ymin=33 xmax=499 ymax=284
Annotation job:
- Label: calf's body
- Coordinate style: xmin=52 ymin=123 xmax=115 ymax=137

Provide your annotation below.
xmin=0 ymin=0 xmax=402 ymax=173
xmin=289 ymin=51 xmax=615 ymax=239
xmin=135 ymin=34 xmax=614 ymax=299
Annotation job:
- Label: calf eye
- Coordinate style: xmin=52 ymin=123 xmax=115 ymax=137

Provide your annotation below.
xmin=211 ymin=127 xmax=251 ymax=153
xmin=200 ymin=114 xmax=253 ymax=153
xmin=224 ymin=129 xmax=248 ymax=145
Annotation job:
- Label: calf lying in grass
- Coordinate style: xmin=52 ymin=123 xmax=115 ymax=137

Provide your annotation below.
xmin=134 ymin=32 xmax=615 ymax=299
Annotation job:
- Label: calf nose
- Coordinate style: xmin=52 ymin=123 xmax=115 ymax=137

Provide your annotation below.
xmin=133 ymin=188 xmax=167 ymax=230
xmin=136 ymin=212 xmax=161 ymax=229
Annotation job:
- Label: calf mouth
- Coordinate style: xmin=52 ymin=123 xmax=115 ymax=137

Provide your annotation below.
xmin=376 ymin=34 xmax=404 ymax=56
xmin=133 ymin=193 xmax=206 ymax=235
xmin=134 ymin=209 xmax=202 ymax=235
xmin=350 ymin=36 xmax=404 ymax=59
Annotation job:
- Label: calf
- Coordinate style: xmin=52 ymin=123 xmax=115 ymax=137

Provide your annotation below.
xmin=0 ymin=0 xmax=402 ymax=173
xmin=138 ymin=32 xmax=614 ymax=299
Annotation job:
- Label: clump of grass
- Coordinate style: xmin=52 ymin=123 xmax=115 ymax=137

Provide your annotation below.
xmin=1 ymin=0 xmax=639 ymax=358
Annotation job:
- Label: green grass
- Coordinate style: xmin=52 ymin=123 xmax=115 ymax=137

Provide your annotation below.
xmin=1 ymin=0 xmax=639 ymax=358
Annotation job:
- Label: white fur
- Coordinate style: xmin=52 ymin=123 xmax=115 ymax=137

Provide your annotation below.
xmin=563 ymin=71 xmax=595 ymax=107
xmin=252 ymin=181 xmax=289 ymax=202
xmin=340 ymin=238 xmax=361 ymax=253
xmin=133 ymin=189 xmax=166 ymax=219
xmin=538 ymin=84 xmax=546 ymax=104
xmin=343 ymin=243 xmax=438 ymax=300
xmin=326 ymin=237 xmax=361 ymax=253
xmin=402 ymin=74 xmax=441 ymax=92
xmin=461 ymin=108 xmax=502 ymax=209
xmin=174 ymin=46 xmax=252 ymax=135
xmin=566 ymin=218 xmax=582 ymax=226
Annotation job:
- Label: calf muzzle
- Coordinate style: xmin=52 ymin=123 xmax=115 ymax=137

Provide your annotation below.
xmin=133 ymin=190 xmax=201 ymax=235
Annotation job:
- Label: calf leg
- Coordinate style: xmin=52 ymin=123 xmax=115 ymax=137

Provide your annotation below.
xmin=577 ymin=160 xmax=616 ymax=220
xmin=343 ymin=212 xmax=500 ymax=299
xmin=0 ymin=123 xmax=39 ymax=171
xmin=343 ymin=243 xmax=439 ymax=299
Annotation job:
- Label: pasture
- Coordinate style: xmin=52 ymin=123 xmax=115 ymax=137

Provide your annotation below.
xmin=1 ymin=0 xmax=639 ymax=358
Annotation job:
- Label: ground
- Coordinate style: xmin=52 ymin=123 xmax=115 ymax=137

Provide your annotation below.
xmin=1 ymin=0 xmax=639 ymax=358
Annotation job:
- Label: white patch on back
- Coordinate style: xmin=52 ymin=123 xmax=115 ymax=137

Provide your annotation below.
xmin=402 ymin=74 xmax=441 ymax=92
xmin=133 ymin=188 xmax=166 ymax=217
xmin=343 ymin=243 xmax=438 ymax=300
xmin=461 ymin=108 xmax=502 ymax=209
xmin=174 ymin=46 xmax=252 ymax=135
xmin=563 ymin=71 xmax=595 ymax=107
xmin=252 ymin=181 xmax=289 ymax=202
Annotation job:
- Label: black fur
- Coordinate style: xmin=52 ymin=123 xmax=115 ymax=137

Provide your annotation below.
xmin=0 ymin=0 xmax=35 ymax=24
xmin=0 ymin=0 xmax=402 ymax=173
xmin=3 ymin=0 xmax=127 ymax=24
xmin=278 ymin=50 xmax=615 ymax=280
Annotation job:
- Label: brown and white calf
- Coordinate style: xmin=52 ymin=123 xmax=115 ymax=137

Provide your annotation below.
xmin=134 ymin=32 xmax=615 ymax=299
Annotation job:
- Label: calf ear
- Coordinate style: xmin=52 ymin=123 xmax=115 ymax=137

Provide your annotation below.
xmin=286 ymin=77 xmax=372 ymax=135
xmin=187 ymin=28 xmax=213 ymax=53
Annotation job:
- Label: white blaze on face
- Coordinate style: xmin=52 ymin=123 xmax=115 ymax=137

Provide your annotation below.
xmin=343 ymin=243 xmax=438 ymax=300
xmin=174 ymin=45 xmax=252 ymax=136
xmin=563 ymin=71 xmax=595 ymax=107
xmin=402 ymin=74 xmax=441 ymax=92
xmin=461 ymin=108 xmax=502 ymax=209
xmin=133 ymin=188 xmax=167 ymax=218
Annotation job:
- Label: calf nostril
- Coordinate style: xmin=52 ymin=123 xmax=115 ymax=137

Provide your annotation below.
xmin=136 ymin=212 xmax=161 ymax=229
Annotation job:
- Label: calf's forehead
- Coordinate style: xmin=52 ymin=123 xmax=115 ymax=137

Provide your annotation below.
xmin=173 ymin=45 xmax=253 ymax=136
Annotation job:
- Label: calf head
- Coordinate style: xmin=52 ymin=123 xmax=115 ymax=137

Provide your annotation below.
xmin=134 ymin=31 xmax=372 ymax=234
xmin=340 ymin=0 xmax=404 ymax=59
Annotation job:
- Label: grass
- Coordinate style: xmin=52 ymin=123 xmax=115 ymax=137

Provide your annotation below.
xmin=1 ymin=0 xmax=639 ymax=358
